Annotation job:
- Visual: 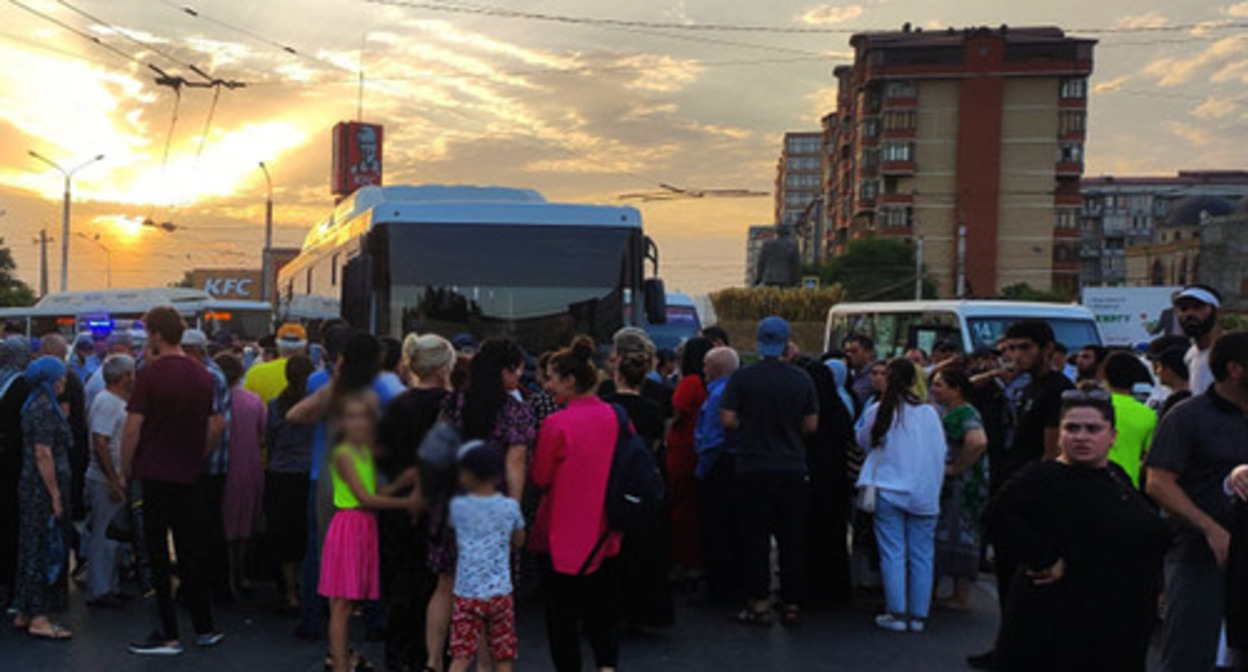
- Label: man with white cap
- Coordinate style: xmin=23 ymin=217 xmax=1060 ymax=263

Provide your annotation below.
xmin=85 ymin=330 xmax=137 ymax=410
xmin=1173 ymin=284 xmax=1223 ymax=395
xmin=243 ymin=323 xmax=307 ymax=405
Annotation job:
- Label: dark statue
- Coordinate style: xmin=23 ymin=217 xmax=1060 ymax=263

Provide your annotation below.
xmin=754 ymin=223 xmax=801 ymax=287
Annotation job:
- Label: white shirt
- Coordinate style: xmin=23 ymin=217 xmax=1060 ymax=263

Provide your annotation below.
xmin=86 ymin=389 xmax=127 ymax=483
xmin=856 ymin=402 xmax=946 ymax=516
xmin=1187 ymin=343 xmax=1214 ymax=395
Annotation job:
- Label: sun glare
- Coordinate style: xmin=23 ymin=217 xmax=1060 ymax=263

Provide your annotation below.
xmin=92 ymin=214 xmax=145 ymax=240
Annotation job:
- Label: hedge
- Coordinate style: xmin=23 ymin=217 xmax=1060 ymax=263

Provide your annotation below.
xmin=710 ymin=286 xmax=847 ymax=323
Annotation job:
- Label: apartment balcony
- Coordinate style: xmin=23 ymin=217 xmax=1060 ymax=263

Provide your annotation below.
xmin=1056 ymin=161 xmax=1083 ymax=177
xmin=880 ymin=160 xmax=917 ymax=176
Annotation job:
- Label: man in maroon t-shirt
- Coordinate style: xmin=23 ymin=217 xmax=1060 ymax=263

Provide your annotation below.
xmin=120 ymin=306 xmax=224 ymax=656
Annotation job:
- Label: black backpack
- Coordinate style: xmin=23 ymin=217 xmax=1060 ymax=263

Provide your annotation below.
xmin=578 ymin=404 xmax=665 ymax=575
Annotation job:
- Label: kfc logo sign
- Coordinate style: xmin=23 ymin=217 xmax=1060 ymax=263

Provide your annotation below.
xmin=332 ymin=122 xmax=385 ymax=197
xmin=190 ymin=269 xmax=264 ymax=300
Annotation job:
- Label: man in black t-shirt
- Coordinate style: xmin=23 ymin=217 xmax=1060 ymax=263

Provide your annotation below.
xmin=1146 ymin=332 xmax=1248 ymax=672
xmin=969 ymin=319 xmax=1073 ymax=671
xmin=721 ymin=317 xmax=818 ymax=624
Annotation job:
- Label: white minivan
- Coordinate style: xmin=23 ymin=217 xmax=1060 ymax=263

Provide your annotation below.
xmin=824 ymin=300 xmax=1104 ymax=358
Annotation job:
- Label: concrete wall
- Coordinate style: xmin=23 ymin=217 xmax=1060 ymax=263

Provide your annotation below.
xmin=914 ymin=79 xmax=959 ymax=297
xmin=997 ymin=77 xmax=1060 ymax=292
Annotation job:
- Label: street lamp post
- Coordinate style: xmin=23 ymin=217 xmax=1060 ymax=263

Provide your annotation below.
xmin=77 ymin=232 xmax=112 ymax=288
xmin=28 ymin=150 xmax=105 ymax=292
xmin=258 ymin=161 xmax=274 ymax=304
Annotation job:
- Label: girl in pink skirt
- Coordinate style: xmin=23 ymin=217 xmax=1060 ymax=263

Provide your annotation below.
xmin=319 ymin=392 xmax=418 ymax=672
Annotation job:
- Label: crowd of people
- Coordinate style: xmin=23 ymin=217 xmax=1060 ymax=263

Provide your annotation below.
xmin=3 ymin=282 xmax=1248 ymax=671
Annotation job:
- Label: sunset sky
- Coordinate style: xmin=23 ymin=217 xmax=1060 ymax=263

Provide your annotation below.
xmin=1 ymin=0 xmax=1246 ymax=295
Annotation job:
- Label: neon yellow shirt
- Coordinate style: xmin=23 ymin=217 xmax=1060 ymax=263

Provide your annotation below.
xmin=1108 ymin=392 xmax=1157 ymax=488
xmin=331 ymin=443 xmax=376 ymax=510
xmin=243 ymin=357 xmax=288 ymax=405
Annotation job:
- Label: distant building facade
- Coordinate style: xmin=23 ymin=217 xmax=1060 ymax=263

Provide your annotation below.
xmin=1081 ymin=171 xmax=1248 ymax=286
xmin=1126 ymin=198 xmax=1248 ymax=310
xmin=824 ymin=25 xmax=1096 ymax=298
xmin=774 ymin=131 xmax=825 ymax=265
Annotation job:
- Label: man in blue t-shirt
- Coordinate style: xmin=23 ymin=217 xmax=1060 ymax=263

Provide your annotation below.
xmin=695 ymin=345 xmax=741 ymax=603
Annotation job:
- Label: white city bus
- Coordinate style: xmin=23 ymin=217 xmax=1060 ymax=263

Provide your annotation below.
xmin=824 ymin=300 xmax=1104 ymax=358
xmin=277 ymin=185 xmax=667 ymax=355
xmin=0 ymin=288 xmax=274 ymax=341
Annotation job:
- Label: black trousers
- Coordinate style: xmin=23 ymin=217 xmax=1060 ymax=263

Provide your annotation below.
xmin=733 ymin=469 xmax=808 ymax=605
xmin=696 ymin=454 xmax=739 ymax=603
xmin=380 ymin=510 xmax=433 ymax=672
xmin=541 ymin=556 xmax=622 ymax=672
xmin=138 ymin=479 xmax=215 ymax=640
xmin=196 ymin=474 xmax=229 ymax=596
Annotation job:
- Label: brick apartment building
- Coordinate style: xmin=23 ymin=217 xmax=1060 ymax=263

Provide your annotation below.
xmin=824 ymin=25 xmax=1096 ymax=298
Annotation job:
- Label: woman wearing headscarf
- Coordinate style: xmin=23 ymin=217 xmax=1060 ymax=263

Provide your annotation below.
xmin=799 ymin=355 xmax=854 ymax=608
xmin=0 ymin=336 xmax=31 ymax=601
xmin=11 ymin=356 xmax=73 ymax=639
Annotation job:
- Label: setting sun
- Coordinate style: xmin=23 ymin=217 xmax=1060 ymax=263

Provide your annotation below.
xmin=91 ymin=214 xmax=144 ymax=240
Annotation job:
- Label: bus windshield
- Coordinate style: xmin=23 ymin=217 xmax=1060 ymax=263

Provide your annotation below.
xmin=382 ymin=223 xmax=634 ymax=355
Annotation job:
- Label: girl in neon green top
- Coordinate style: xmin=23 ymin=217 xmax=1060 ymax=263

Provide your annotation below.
xmin=318 ymin=392 xmax=417 ymax=672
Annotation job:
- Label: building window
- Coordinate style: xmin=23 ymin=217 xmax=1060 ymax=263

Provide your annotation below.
xmin=1058 ymin=143 xmax=1083 ymax=163
xmin=860 ymin=148 xmax=879 ymax=169
xmin=879 ymin=206 xmax=913 ymax=229
xmin=1055 ymin=210 xmax=1079 ymax=230
xmin=860 ymin=180 xmax=879 ymax=201
xmin=882 ymin=142 xmax=914 ymax=162
xmin=883 ymin=110 xmax=917 ymax=131
xmin=884 ymin=80 xmax=917 ymax=98
xmin=1060 ymin=77 xmax=1087 ymax=99
xmin=861 ymin=118 xmax=880 ymax=138
xmin=1059 ymin=110 xmax=1086 ymax=134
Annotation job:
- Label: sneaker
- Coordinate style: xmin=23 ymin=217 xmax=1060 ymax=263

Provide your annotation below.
xmin=195 ymin=631 xmax=225 ymax=647
xmin=908 ymin=619 xmax=926 ymax=633
xmin=874 ymin=613 xmax=909 ymax=633
xmin=129 ymin=636 xmax=184 ymax=656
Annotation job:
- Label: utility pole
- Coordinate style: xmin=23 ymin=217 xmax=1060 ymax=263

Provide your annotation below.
xmin=259 ymin=161 xmax=274 ymax=305
xmin=955 ymin=224 xmax=968 ymax=299
xmin=915 ymin=235 xmax=925 ymax=300
xmin=38 ymin=229 xmax=49 ymax=298
xmin=28 ymin=151 xmax=105 ymax=292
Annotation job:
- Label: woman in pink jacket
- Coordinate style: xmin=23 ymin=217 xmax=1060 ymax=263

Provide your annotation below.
xmin=530 ymin=336 xmax=623 ymax=672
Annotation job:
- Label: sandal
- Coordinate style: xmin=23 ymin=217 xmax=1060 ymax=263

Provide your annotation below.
xmin=779 ymin=604 xmax=800 ymax=627
xmin=28 ymin=623 xmax=73 ymax=640
xmin=736 ymin=605 xmax=773 ymax=626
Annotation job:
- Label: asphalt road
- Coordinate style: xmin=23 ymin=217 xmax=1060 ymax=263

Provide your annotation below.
xmin=2 ymin=577 xmax=1004 ymax=671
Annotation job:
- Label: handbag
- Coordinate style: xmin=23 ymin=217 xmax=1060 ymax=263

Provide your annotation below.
xmin=855 ymin=447 xmax=880 ymax=514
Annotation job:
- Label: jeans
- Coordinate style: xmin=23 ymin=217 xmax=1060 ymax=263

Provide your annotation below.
xmin=874 ymin=493 xmax=937 ymax=620
xmin=138 ymin=479 xmax=215 ymax=640
xmin=732 ymin=469 xmax=808 ymax=605
xmin=1161 ymin=553 xmax=1224 ymax=672
xmin=84 ymin=479 xmax=123 ymax=600
xmin=541 ymin=555 xmax=622 ymax=672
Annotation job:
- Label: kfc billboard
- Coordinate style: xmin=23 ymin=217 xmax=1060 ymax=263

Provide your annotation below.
xmin=190 ymin=269 xmax=264 ymax=300
xmin=332 ymin=121 xmax=384 ymax=196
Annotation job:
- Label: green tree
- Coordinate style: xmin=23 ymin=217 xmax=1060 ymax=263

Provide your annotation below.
xmin=999 ymin=282 xmax=1068 ymax=303
xmin=0 ymin=237 xmax=36 ymax=307
xmin=169 ymin=271 xmax=194 ymax=289
xmin=811 ymin=237 xmax=936 ymax=301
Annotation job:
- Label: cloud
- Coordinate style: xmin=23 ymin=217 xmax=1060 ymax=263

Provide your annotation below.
xmin=1168 ymin=121 xmax=1214 ymax=147
xmin=1226 ymin=2 xmax=1248 ymax=17
xmin=799 ymin=4 xmax=864 ymax=25
xmin=807 ymin=86 xmax=839 ymax=118
xmin=1116 ymin=11 xmax=1167 ymax=29
xmin=1192 ymin=95 xmax=1240 ymax=118
xmin=1092 ymin=75 xmax=1130 ymax=93
xmin=1141 ymin=35 xmax=1248 ymax=86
